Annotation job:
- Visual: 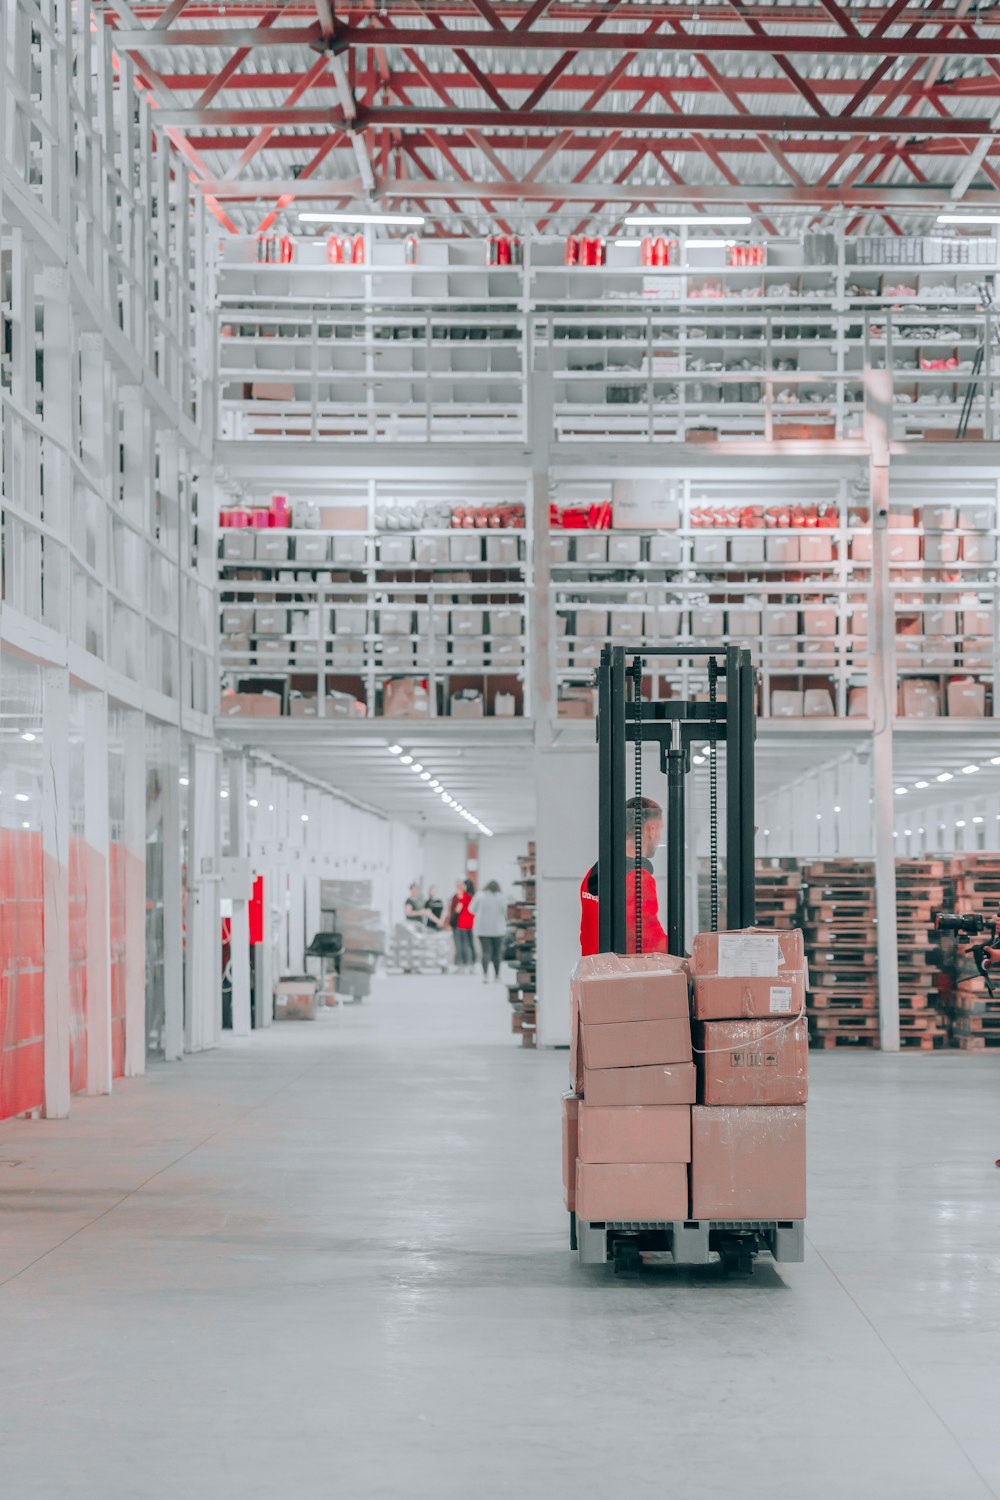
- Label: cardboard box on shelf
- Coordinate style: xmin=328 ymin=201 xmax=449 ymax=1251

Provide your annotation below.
xmin=449 ymin=534 xmax=482 ymax=564
xmin=887 ymin=535 xmax=921 ymax=564
xmin=583 ymin=1062 xmax=697 ymax=1109
xmin=383 ymin=678 xmax=431 ymax=718
xmin=490 ymin=608 xmax=522 ymax=637
xmin=962 ymin=534 xmax=997 ymax=564
xmin=690 ymin=1104 xmax=806 ymax=1220
xmin=923 ymin=607 xmax=958 ymax=636
xmin=962 ymin=639 xmax=993 ymax=670
xmin=575 ymin=607 xmax=609 ymax=638
xmin=575 ymin=1161 xmax=688 ymax=1223
xmin=494 ymin=692 xmax=517 ymax=718
xmin=251 ymin=381 xmax=295 ymax=402
xmin=648 ymin=534 xmax=684 ymax=565
xmin=255 ymin=533 xmax=289 ymax=563
xmin=608 ymin=534 xmax=643 ymax=564
xmin=220 ymin=531 xmax=256 ymax=562
xmin=326 ymin=690 xmax=365 ymax=719
xmin=689 ymin=606 xmax=725 ymax=636
xmin=726 ymin=607 xmax=761 ymax=637
xmin=686 ymin=427 xmax=719 ymax=443
xmin=378 ymin=606 xmax=413 ymax=635
xmin=413 ymin=535 xmax=450 ymax=566
xmin=331 ymin=641 xmax=365 ymax=670
xmin=924 ymin=535 xmax=961 ymax=565
xmin=255 ymin=641 xmax=292 ymax=668
xmin=550 ymin=536 xmax=571 ymax=565
xmin=610 ymin=608 xmax=645 ymax=640
xmin=485 ymin=534 xmax=520 ymax=564
xmin=289 ymin=694 xmax=320 ymax=718
xmin=767 ymin=639 xmax=798 ymax=662
xmin=962 ymin=607 xmax=993 ymax=636
xmin=573 ymin=534 xmax=609 ymax=566
xmin=294 ymin=535 xmax=328 ymax=564
xmin=730 ymin=535 xmax=766 ymax=564
xmin=947 ymin=679 xmax=986 ymax=718
xmin=334 ymin=605 xmax=367 ymax=636
xmin=254 ymin=607 xmax=288 ymax=636
xmin=451 ymin=691 xmax=484 ymax=719
xmin=319 ymin=506 xmax=368 ymax=531
xmin=801 ymin=605 xmax=837 ymax=636
xmin=573 ymin=952 xmax=690 ymax=1027
xmin=221 ymin=633 xmax=252 ymax=659
xmin=848 ymin=686 xmax=868 ymax=717
xmin=900 ymin=679 xmax=940 ymax=718
xmin=578 ymin=1103 xmax=691 ymax=1165
xmin=380 ymin=640 xmax=416 ymax=668
xmin=765 ymin=607 xmax=798 ymax=636
xmin=697 ymin=1017 xmax=809 ymax=1106
xmin=920 ymin=504 xmax=956 ymax=530
xmin=771 ymin=689 xmax=804 ymax=718
xmin=580 ymin=1017 xmax=692 ymax=1072
xmin=489 ymin=640 xmax=521 ymax=665
xmin=451 ymin=607 xmax=486 ymax=636
xmin=645 ymin=606 xmax=685 ymax=639
xmin=798 ymin=535 xmax=834 ymax=563
xmin=958 ymin=503 xmax=994 ymax=530
xmin=801 ymin=642 xmax=836 ymax=667
xmin=896 ymin=636 xmax=922 ymax=664
xmin=850 ymin=532 xmax=872 ymax=562
xmin=219 ymin=691 xmax=282 ymax=719
xmin=562 ymin=1095 xmax=579 ymax=1212
xmin=692 ymin=536 xmax=728 ymax=566
xmin=765 ymin=536 xmax=800 ymax=564
xmin=330 ymin=536 xmax=367 ymax=565
xmin=379 ymin=536 xmax=413 ymax=565
xmin=803 ymin=687 xmax=835 ymax=717
xmin=557 ymin=688 xmax=597 ymax=719
xmin=924 ymin=637 xmax=955 ymax=668
xmin=221 ymin=606 xmax=254 ymax=635
xmin=611 ymin=478 xmax=680 ymax=530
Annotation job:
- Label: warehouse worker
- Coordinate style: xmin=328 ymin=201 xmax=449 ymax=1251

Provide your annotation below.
xmin=579 ymin=795 xmax=667 ymax=956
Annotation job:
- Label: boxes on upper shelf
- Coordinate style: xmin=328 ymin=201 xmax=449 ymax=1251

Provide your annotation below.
xmin=645 ymin=605 xmax=684 ymax=639
xmin=947 ymin=679 xmax=986 ymax=718
xmin=610 ymin=479 xmax=680 ymax=530
xmin=451 ymin=691 xmax=484 ymax=719
xmin=219 ymin=690 xmax=282 ymax=719
xmin=850 ymin=532 xmax=872 ymax=562
xmin=574 ymin=607 xmax=609 ymax=638
xmin=962 ymin=606 xmax=992 ymax=635
xmin=255 ymin=533 xmax=289 ymax=563
xmin=804 ymin=687 xmax=835 ymax=717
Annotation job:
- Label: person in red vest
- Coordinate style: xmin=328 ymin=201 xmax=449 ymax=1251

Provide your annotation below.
xmin=580 ymin=796 xmax=668 ymax=956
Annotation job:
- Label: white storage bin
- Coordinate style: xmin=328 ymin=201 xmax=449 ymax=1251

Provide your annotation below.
xmin=485 ymin=535 xmax=520 ymax=564
xmin=335 ymin=605 xmax=367 ymax=637
xmin=379 ymin=536 xmax=413 ymax=565
xmin=607 ymin=535 xmax=642 ymax=565
xmin=692 ymin=536 xmax=727 ymax=566
xmin=294 ymin=535 xmax=329 ymax=564
xmin=331 ymin=535 xmax=367 ymax=566
xmin=609 ymin=608 xmax=644 ymax=640
xmin=450 ymin=534 xmax=483 ymax=564
xmin=254 ymin=607 xmax=288 ymax=636
xmin=962 ymin=533 xmax=996 ymax=564
xmin=489 ymin=608 xmax=522 ymax=637
xmin=379 ymin=606 xmax=413 ymax=635
xmin=574 ymin=607 xmax=609 ymax=638
xmin=221 ymin=606 xmax=254 ymax=635
xmin=726 ymin=607 xmax=762 ymax=636
xmin=451 ymin=607 xmax=486 ymax=636
xmin=730 ymin=535 xmax=765 ymax=564
xmin=414 ymin=536 xmax=450 ymax=566
xmin=255 ymin=533 xmax=289 ymax=563
xmin=574 ymin=535 xmax=609 ymax=566
xmin=220 ymin=531 xmax=255 ymax=562
xmin=648 ymin=534 xmax=683 ymax=566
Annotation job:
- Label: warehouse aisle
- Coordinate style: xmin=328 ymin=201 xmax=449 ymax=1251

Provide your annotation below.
xmin=1 ymin=976 xmax=999 ymax=1500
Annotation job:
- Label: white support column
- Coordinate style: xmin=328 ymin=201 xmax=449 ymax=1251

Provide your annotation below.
xmin=867 ymin=378 xmax=900 ymax=1053
xmin=227 ymin=754 xmax=252 ymax=1037
xmin=122 ymin=707 xmax=147 ymax=1077
xmin=42 ymin=666 xmax=71 ymax=1119
xmin=161 ymin=727 xmax=184 ymax=1061
xmin=304 ymin=788 xmax=323 ymax=982
xmin=83 ymin=690 xmax=112 ymax=1095
xmin=186 ymin=740 xmax=220 ymax=1052
xmin=287 ymin=781 xmax=307 ymax=971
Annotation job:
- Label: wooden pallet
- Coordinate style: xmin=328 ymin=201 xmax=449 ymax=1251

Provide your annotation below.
xmin=898 ymin=1032 xmax=948 ymax=1051
xmin=952 ymin=1015 xmax=1000 ymax=1034
xmin=811 ymin=1032 xmax=880 ymax=1050
xmin=808 ymin=991 xmax=877 ymax=1010
xmin=956 ymin=1033 xmax=1000 ymax=1050
xmin=811 ymin=1012 xmax=880 ymax=1033
xmin=804 ymin=924 xmax=877 ymax=944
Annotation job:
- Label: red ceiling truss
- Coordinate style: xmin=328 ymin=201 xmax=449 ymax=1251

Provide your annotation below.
xmin=96 ymin=1 xmax=1000 ymax=236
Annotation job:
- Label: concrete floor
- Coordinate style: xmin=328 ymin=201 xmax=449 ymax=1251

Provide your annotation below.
xmin=1 ymin=975 xmax=999 ymax=1500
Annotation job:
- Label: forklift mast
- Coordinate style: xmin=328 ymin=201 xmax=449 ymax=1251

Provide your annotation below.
xmin=595 ymin=645 xmax=757 ymax=957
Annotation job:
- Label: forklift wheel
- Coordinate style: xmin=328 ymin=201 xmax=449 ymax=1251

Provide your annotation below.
xmin=612 ymin=1240 xmax=642 ymax=1279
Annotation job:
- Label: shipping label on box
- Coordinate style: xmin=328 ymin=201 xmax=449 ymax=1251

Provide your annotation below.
xmin=577 ymin=1104 xmax=691 ymax=1165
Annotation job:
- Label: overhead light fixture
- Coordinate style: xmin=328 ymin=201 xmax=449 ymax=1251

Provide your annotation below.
xmin=179 ymin=776 xmax=189 ymax=786
xmin=624 ymin=214 xmax=752 ymax=226
xmin=894 ymin=787 xmax=907 ymax=795
xmin=299 ymin=210 xmax=425 ymax=226
xmin=904 ymin=829 xmax=912 ymax=837
xmin=956 ymin=819 xmax=967 ymax=828
xmin=962 ymin=764 xmax=980 ymax=775
xmin=411 ymin=762 xmax=423 ymax=773
xmin=973 ymin=815 xmax=984 ymax=824
xmin=914 ymin=780 xmax=929 ymax=789
xmin=249 ymin=798 xmax=258 ymax=808
xmin=420 ymin=771 xmax=432 ymax=781
xmin=936 ymin=772 xmax=953 ymax=782
xmin=990 ymin=756 xmax=1000 ymax=766
xmin=15 ymin=793 xmax=29 ymax=803
xmin=388 ymin=744 xmax=403 ymax=755
xmin=301 ymin=813 xmax=309 ymax=823
xmin=833 ymin=805 xmax=841 ymax=813
xmin=937 ymin=213 xmax=1000 ymax=225
xmin=20 ymin=731 xmax=36 ymax=742
xmin=400 ymin=754 xmax=413 ymax=765
xmin=220 ymin=790 xmax=229 ymax=799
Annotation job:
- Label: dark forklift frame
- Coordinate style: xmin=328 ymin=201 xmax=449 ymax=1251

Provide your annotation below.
xmin=595 ymin=644 xmax=757 ymax=955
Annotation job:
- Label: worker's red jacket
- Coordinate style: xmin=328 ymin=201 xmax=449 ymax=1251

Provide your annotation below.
xmin=579 ymin=858 xmax=668 ymax=956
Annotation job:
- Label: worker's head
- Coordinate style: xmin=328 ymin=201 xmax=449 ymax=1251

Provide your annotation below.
xmin=486 ymin=880 xmax=501 ymax=894
xmin=626 ymin=796 xmax=663 ymax=859
xmin=464 ymin=878 xmax=476 ymax=896
xmin=409 ymin=882 xmax=421 ymax=897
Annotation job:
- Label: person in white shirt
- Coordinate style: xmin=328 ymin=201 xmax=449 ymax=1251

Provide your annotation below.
xmin=470 ymin=880 xmax=507 ymax=983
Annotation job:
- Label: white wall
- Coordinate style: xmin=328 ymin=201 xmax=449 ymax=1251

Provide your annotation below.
xmin=419 ymin=828 xmax=530 ymax=905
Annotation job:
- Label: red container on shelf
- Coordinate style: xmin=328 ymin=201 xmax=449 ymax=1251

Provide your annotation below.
xmin=270 ymin=495 xmax=290 ymax=528
xmin=279 ymin=235 xmax=294 ymax=263
xmin=351 ymin=234 xmax=365 ymax=264
xmin=405 ymin=235 xmax=419 ymax=264
xmin=250 ymin=508 xmax=271 ymax=529
xmin=326 ymin=235 xmax=344 ymax=264
xmin=497 ymin=235 xmax=511 ymax=265
xmin=564 ymin=235 xmax=580 ymax=265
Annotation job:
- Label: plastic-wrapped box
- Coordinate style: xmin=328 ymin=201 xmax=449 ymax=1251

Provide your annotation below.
xmin=900 ymin=679 xmax=940 ymax=718
xmin=962 ymin=534 xmax=997 ymax=564
xmin=578 ymin=1103 xmax=691 ymax=1165
xmin=696 ymin=1017 xmax=808 ymax=1106
xmin=690 ymin=1105 xmax=806 ymax=1220
xmin=963 ymin=606 xmax=992 ymax=636
xmin=574 ymin=951 xmax=689 ymax=1026
xmin=583 ymin=1062 xmax=696 ymax=1108
xmin=691 ymin=927 xmax=806 ymax=1022
xmin=575 ymin=1161 xmax=688 ymax=1222
xmin=562 ymin=1094 xmax=579 ymax=1212
xmin=771 ymin=689 xmax=804 ymax=717
xmin=947 ymin=679 xmax=986 ymax=718
xmin=581 ymin=1017 xmax=692 ymax=1071
xmin=574 ymin=534 xmax=609 ymax=565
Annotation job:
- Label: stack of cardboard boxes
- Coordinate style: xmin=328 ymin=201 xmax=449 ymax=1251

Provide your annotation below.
xmin=564 ymin=934 xmax=808 ymax=1230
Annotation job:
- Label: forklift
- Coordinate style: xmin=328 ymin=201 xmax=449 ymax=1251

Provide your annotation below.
xmin=574 ymin=644 xmax=805 ymax=1277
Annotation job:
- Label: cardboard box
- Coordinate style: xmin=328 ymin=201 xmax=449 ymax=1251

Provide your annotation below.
xmin=550 ymin=535 xmax=571 ymax=564
xmin=645 ymin=606 xmax=684 ymax=639
xmin=379 ymin=605 xmax=413 ymax=636
xmin=804 ymin=688 xmax=835 ymax=717
xmin=583 ymin=1063 xmax=695 ymax=1110
xmin=801 ymin=605 xmax=837 ymax=637
xmin=923 ymin=607 xmax=958 ymax=636
xmin=220 ymin=531 xmax=256 ymax=562
xmin=383 ymin=678 xmax=431 ymax=718
xmin=730 ymin=535 xmax=765 ymax=564
xmin=327 ymin=690 xmax=365 ymax=719
xmin=255 ymin=640 xmax=292 ymax=667
xmin=252 ymin=381 xmax=294 ymax=402
xmin=726 ymin=607 xmax=761 ymax=637
xmin=692 ymin=536 xmax=728 ymax=566
xmin=848 ymin=686 xmax=868 ymax=717
xmin=648 ymin=534 xmax=684 ymax=566
xmin=379 ymin=536 xmax=413 ymax=565
xmin=485 ymin=534 xmax=520 ymax=564
xmin=610 ymin=608 xmax=645 ymax=641
xmin=221 ymin=633 xmax=251 ymax=659
xmin=574 ymin=534 xmax=609 ymax=565
xmin=562 ymin=1095 xmax=579 ymax=1211
xmin=611 ymin=479 xmax=680 ymax=530
xmin=575 ymin=1161 xmax=688 ymax=1222
xmin=963 ymin=638 xmax=993 ymax=669
xmin=289 ymin=694 xmax=320 ymax=718
xmin=451 ymin=692 xmax=484 ymax=719
xmin=451 ymin=607 xmax=485 ymax=636
xmin=798 ymin=535 xmax=834 ymax=564
xmin=959 ymin=504 xmax=993 ymax=530
xmin=689 ymin=606 xmax=724 ymax=637
xmin=607 ymin=534 xmax=642 ymax=565
xmin=900 ymin=679 xmax=940 ymax=718
xmin=581 ymin=1017 xmax=692 ymax=1072
xmin=920 ymin=504 xmax=956 ymax=530
xmin=575 ymin=607 xmax=609 ymax=638
xmin=578 ymin=1104 xmax=691 ymax=1165
xmin=697 ymin=1018 xmax=809 ymax=1106
xmin=924 ymin=534 xmax=961 ymax=565
xmin=335 ymin=605 xmax=367 ymax=636
xmin=573 ymin=951 xmax=689 ymax=1027
xmin=319 ymin=506 xmax=367 ymax=531
xmin=765 ymin=607 xmax=798 ymax=636
xmin=962 ymin=607 xmax=992 ymax=636
xmin=294 ymin=535 xmax=328 ymax=564
xmin=947 ymin=679 xmax=986 ymax=718
xmin=558 ymin=689 xmax=597 ymax=719
xmin=924 ymin=636 xmax=955 ymax=668
xmin=380 ymin=640 xmax=415 ymax=667
xmin=450 ymin=534 xmax=482 ymax=564
xmin=255 ymin=533 xmax=289 ymax=563
xmin=219 ymin=691 xmax=282 ymax=719
xmin=766 ymin=536 xmax=799 ymax=564
xmin=690 ymin=1105 xmax=806 ymax=1220
xmin=490 ymin=607 xmax=522 ymax=637
xmin=221 ymin=606 xmax=254 ymax=635
xmin=850 ymin=532 xmax=872 ymax=563
xmin=771 ymin=689 xmax=804 ymax=718
xmin=254 ymin=607 xmax=288 ymax=636
xmin=693 ymin=927 xmax=805 ymax=974
xmin=413 ymin=535 xmax=449 ymax=566
xmin=274 ymin=977 xmax=318 ymax=1021
xmin=962 ymin=534 xmax=997 ymax=564
xmin=887 ymin=535 xmax=921 ymax=564
xmin=331 ymin=536 xmax=367 ymax=565
xmin=692 ymin=969 xmax=806 ymax=1023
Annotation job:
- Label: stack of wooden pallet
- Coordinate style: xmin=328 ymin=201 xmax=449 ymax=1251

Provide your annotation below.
xmin=894 ymin=859 xmax=950 ymax=1049
xmin=507 ymin=841 xmax=537 ymax=1048
xmin=753 ymin=858 xmax=802 ymax=930
xmin=943 ymin=854 xmax=1000 ymax=1050
xmin=801 ymin=859 xmax=879 ymax=1048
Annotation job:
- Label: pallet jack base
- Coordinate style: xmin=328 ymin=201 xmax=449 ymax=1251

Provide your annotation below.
xmin=575 ymin=1218 xmax=805 ymax=1271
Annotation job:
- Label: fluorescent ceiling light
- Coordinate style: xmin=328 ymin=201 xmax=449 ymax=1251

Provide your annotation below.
xmin=962 ymin=764 xmax=980 ymax=774
xmin=956 ymin=819 xmax=967 ymax=828
xmin=936 ymin=772 xmax=953 ymax=782
xmin=20 ymin=731 xmax=36 ymax=742
xmin=299 ymin=210 xmax=425 ymax=226
xmin=301 ymin=813 xmax=309 ymax=822
xmin=894 ymin=787 xmax=907 ymax=795
xmin=833 ymin=805 xmax=841 ymax=813
xmin=15 ymin=793 xmax=29 ymax=803
xmin=990 ymin=756 xmax=1000 ymax=766
xmin=973 ymin=815 xmax=984 ymax=824
xmin=249 ymin=799 xmax=258 ymax=808
xmin=625 ymin=214 xmax=752 ymax=226
xmin=420 ymin=771 xmax=432 ymax=781
xmin=388 ymin=744 xmax=403 ymax=754
xmin=411 ymin=762 xmax=423 ymax=773
xmin=400 ymin=754 xmax=413 ymax=765
xmin=914 ymin=780 xmax=928 ymax=789
xmin=220 ymin=789 xmax=229 ymax=799
xmin=179 ymin=776 xmax=189 ymax=786
xmin=904 ymin=830 xmax=912 ymax=837
xmin=937 ymin=213 xmax=1000 ymax=225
